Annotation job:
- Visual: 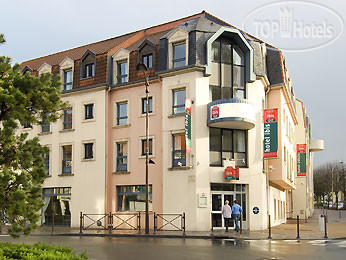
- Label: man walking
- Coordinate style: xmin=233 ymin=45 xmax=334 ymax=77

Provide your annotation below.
xmin=232 ymin=200 xmax=242 ymax=232
xmin=222 ymin=200 xmax=232 ymax=232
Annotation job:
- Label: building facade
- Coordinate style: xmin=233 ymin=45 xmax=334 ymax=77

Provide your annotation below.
xmin=20 ymin=11 xmax=323 ymax=231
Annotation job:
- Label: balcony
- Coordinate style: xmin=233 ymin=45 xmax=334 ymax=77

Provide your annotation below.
xmin=207 ymin=99 xmax=255 ymax=130
xmin=309 ymin=139 xmax=324 ymax=152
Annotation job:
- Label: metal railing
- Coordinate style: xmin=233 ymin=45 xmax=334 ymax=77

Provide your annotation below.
xmin=154 ymin=213 xmax=186 ymax=235
xmin=80 ymin=213 xmax=108 ymax=233
xmin=111 ymin=212 xmax=141 ymax=231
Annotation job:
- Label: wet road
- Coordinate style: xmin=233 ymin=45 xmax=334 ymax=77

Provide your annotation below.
xmin=1 ymin=235 xmax=345 ymax=260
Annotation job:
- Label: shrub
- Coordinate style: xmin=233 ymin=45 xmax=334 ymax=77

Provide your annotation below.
xmin=0 ymin=242 xmax=88 ymax=260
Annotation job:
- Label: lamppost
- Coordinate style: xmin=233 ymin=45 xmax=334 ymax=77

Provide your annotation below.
xmin=136 ymin=62 xmax=151 ymax=234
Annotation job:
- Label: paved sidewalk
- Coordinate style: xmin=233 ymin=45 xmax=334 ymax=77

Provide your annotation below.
xmin=10 ymin=209 xmax=346 ymax=240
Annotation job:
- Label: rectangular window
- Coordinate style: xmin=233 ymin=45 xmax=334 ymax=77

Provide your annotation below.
xmin=142 ymin=54 xmax=153 ymax=69
xmin=142 ymin=97 xmax=153 ymax=114
xmin=172 ymin=89 xmax=186 ymax=115
xmin=63 ymin=109 xmax=72 ymax=129
xmin=62 ymin=145 xmax=72 ymax=174
xmin=23 ymin=121 xmax=32 ymax=129
xmin=172 ymin=133 xmax=186 ymax=167
xmin=117 ymin=185 xmax=152 ymax=212
xmin=85 ymin=104 xmax=94 ymax=120
xmin=141 ymin=138 xmax=153 ymax=156
xmin=63 ymin=69 xmax=73 ymax=91
xmin=116 ymin=142 xmax=128 ymax=172
xmin=209 ymin=128 xmax=247 ymax=167
xmin=172 ymin=42 xmax=186 ymax=68
xmin=43 ymin=151 xmax=50 ymax=175
xmin=117 ymin=60 xmax=128 ymax=83
xmin=41 ymin=116 xmax=50 ymax=133
xmin=117 ymin=102 xmax=128 ymax=125
xmin=84 ymin=63 xmax=94 ymax=78
xmin=84 ymin=143 xmax=94 ymax=159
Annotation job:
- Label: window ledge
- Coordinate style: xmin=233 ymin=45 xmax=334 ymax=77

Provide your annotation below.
xmin=168 ymin=113 xmax=184 ymax=119
xmin=138 ymin=155 xmax=155 ymax=159
xmin=22 ymin=128 xmax=33 ymax=131
xmin=80 ymin=76 xmax=95 ymax=80
xmin=112 ymin=124 xmax=131 ymax=129
xmin=82 ymin=158 xmax=95 ymax=162
xmin=59 ymin=129 xmax=75 ymax=133
xmin=112 ymin=171 xmax=130 ymax=175
xmin=82 ymin=119 xmax=96 ymax=123
xmin=58 ymin=173 xmax=74 ymax=177
xmin=38 ymin=132 xmax=52 ymax=136
xmin=168 ymin=166 xmax=190 ymax=171
xmin=139 ymin=113 xmax=155 ymax=118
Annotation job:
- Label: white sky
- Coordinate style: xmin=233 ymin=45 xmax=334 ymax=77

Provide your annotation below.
xmin=1 ymin=0 xmax=345 ymax=167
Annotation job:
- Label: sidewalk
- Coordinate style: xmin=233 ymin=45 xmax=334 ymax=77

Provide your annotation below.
xmin=28 ymin=209 xmax=346 ymax=241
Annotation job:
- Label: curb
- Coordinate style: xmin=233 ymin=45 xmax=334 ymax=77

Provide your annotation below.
xmin=30 ymin=232 xmax=338 ymax=241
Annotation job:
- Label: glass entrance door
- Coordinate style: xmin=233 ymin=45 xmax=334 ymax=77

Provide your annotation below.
xmin=211 ymin=184 xmax=247 ymax=229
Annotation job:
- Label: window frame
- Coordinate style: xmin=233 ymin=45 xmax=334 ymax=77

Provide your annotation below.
xmin=172 ymin=88 xmax=186 ymax=115
xmin=63 ymin=69 xmax=73 ymax=91
xmin=116 ymin=185 xmax=152 ymax=212
xmin=116 ymin=60 xmax=128 ymax=84
xmin=172 ymin=41 xmax=186 ymax=68
xmin=84 ymin=143 xmax=94 ymax=160
xmin=62 ymin=144 xmax=73 ymax=174
xmin=141 ymin=138 xmax=153 ymax=156
xmin=142 ymin=53 xmax=153 ymax=69
xmin=209 ymin=128 xmax=247 ymax=167
xmin=63 ymin=109 xmax=73 ymax=130
xmin=210 ymin=38 xmax=246 ymax=101
xmin=84 ymin=103 xmax=94 ymax=120
xmin=172 ymin=133 xmax=186 ymax=167
xmin=141 ymin=96 xmax=153 ymax=114
xmin=116 ymin=142 xmax=128 ymax=172
xmin=116 ymin=101 xmax=128 ymax=126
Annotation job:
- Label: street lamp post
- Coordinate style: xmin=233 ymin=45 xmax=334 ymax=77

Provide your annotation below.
xmin=137 ymin=63 xmax=150 ymax=234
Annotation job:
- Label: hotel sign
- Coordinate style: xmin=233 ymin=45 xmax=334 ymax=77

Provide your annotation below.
xmin=297 ymin=144 xmax=307 ymax=176
xmin=185 ymin=99 xmax=192 ymax=153
xmin=224 ymin=166 xmax=239 ymax=181
xmin=263 ymin=109 xmax=278 ymax=158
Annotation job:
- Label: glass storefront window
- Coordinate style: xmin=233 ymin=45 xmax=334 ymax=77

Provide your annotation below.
xmin=117 ymin=185 xmax=152 ymax=212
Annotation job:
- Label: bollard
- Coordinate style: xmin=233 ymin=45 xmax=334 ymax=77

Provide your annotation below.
xmin=79 ymin=212 xmax=83 ymax=234
xmin=296 ymin=215 xmax=300 ymax=239
xmin=268 ymin=215 xmax=272 ymax=239
xmin=183 ymin=213 xmax=186 ymax=236
xmin=324 ymin=215 xmax=328 ymax=239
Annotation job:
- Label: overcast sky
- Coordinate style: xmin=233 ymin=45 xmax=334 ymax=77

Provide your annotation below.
xmin=1 ymin=0 xmax=345 ymax=168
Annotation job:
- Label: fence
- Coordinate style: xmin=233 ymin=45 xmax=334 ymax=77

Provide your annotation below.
xmin=154 ymin=213 xmax=186 ymax=235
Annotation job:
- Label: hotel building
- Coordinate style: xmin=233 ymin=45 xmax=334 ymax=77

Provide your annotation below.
xmin=20 ymin=11 xmax=323 ymax=231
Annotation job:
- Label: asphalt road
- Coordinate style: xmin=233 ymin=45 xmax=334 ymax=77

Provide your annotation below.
xmin=1 ymin=235 xmax=346 ymax=260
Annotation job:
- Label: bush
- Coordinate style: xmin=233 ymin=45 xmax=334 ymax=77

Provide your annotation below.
xmin=0 ymin=242 xmax=88 ymax=260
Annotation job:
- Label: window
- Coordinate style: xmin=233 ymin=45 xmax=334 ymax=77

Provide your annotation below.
xmin=141 ymin=138 xmax=153 ymax=156
xmin=43 ymin=151 xmax=50 ymax=175
xmin=63 ymin=109 xmax=72 ymax=130
xmin=62 ymin=145 xmax=72 ymax=174
xmin=117 ymin=102 xmax=128 ymax=125
xmin=41 ymin=116 xmax=50 ymax=133
xmin=116 ymin=142 xmax=128 ymax=172
xmin=84 ymin=143 xmax=94 ymax=159
xmin=117 ymin=60 xmax=128 ymax=84
xmin=209 ymin=128 xmax=247 ymax=167
xmin=172 ymin=42 xmax=186 ymax=68
xmin=142 ymin=97 xmax=153 ymax=114
xmin=84 ymin=63 xmax=95 ymax=78
xmin=172 ymin=89 xmax=185 ymax=115
xmin=210 ymin=38 xmax=246 ymax=101
xmin=172 ymin=133 xmax=186 ymax=167
xmin=63 ymin=69 xmax=73 ymax=91
xmin=23 ymin=121 xmax=32 ymax=129
xmin=117 ymin=185 xmax=152 ymax=212
xmin=142 ymin=54 xmax=153 ymax=69
xmin=85 ymin=104 xmax=94 ymax=120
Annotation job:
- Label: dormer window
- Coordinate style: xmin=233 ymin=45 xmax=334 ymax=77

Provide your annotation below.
xmin=117 ymin=60 xmax=128 ymax=84
xmin=81 ymin=51 xmax=96 ymax=79
xmin=64 ymin=69 xmax=73 ymax=91
xmin=142 ymin=54 xmax=153 ymax=69
xmin=84 ymin=63 xmax=95 ymax=78
xmin=172 ymin=41 xmax=186 ymax=68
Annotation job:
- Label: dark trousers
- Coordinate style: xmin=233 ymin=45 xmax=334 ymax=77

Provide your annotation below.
xmin=224 ymin=217 xmax=231 ymax=231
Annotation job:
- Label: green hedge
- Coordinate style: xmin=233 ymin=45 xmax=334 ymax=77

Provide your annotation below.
xmin=0 ymin=242 xmax=88 ymax=260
